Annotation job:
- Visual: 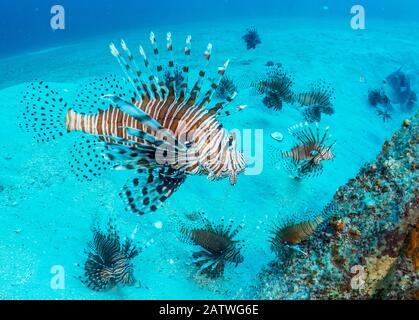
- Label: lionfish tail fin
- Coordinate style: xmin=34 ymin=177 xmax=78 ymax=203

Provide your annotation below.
xmin=19 ymin=81 xmax=67 ymax=143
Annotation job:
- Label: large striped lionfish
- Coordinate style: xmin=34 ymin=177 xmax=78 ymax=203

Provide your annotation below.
xmin=80 ymin=219 xmax=139 ymax=292
xmin=295 ymin=80 xmax=335 ymax=123
xmin=278 ymin=122 xmax=335 ymax=178
xmin=179 ymin=212 xmax=244 ymax=279
xmin=20 ymin=32 xmax=247 ymax=215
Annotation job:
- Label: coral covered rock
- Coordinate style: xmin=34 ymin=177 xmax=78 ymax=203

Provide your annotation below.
xmin=252 ymin=112 xmax=419 ymax=300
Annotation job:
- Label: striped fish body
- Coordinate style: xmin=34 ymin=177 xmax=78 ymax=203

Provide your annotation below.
xmin=282 ymin=143 xmax=334 ymax=163
xmin=190 ymin=229 xmax=234 ymax=253
xmin=296 ymin=81 xmax=335 ymax=108
xmin=271 ymin=216 xmax=323 ymax=247
xmin=296 ymin=92 xmax=331 ymax=107
xmin=282 ymin=143 xmax=317 ymax=161
xmin=278 ymin=123 xmax=336 ymax=179
xmin=65 ymin=96 xmax=244 ymax=179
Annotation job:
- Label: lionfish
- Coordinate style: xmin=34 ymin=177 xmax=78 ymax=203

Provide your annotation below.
xmin=279 ymin=122 xmax=335 ymax=178
xmin=368 ymin=89 xmax=390 ymax=107
xmin=296 ymin=80 xmax=335 ymax=122
xmin=179 ymin=212 xmax=244 ymax=279
xmin=20 ymin=32 xmax=247 ymax=215
xmin=295 ymin=80 xmax=335 ymax=108
xmin=242 ymin=27 xmax=262 ymax=50
xmin=80 ymin=219 xmax=140 ymax=292
xmin=302 ymin=104 xmax=335 ymax=123
xmin=252 ymin=65 xmax=295 ymax=111
xmin=377 ymin=108 xmax=392 ymax=122
xmin=269 ymin=202 xmax=337 ymax=256
xmin=269 ymin=216 xmax=324 ymax=256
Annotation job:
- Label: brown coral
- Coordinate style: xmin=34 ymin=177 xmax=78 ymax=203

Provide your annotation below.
xmin=404 ymin=223 xmax=419 ymax=271
xmin=330 ymin=218 xmax=345 ymax=233
xmin=349 ymin=227 xmax=361 ymax=240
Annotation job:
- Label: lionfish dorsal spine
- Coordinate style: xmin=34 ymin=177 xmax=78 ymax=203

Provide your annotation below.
xmin=198 ymin=59 xmax=232 ymax=109
xmin=179 ymin=35 xmax=192 ymax=98
xmin=110 ymin=42 xmax=147 ymax=100
xmin=138 ymin=44 xmax=163 ymax=100
xmin=185 ymin=42 xmax=213 ymax=106
xmin=149 ymin=32 xmax=168 ymax=95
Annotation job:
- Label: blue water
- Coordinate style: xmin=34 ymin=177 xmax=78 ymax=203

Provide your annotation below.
xmin=2 ymin=0 xmax=419 ymax=58
xmin=0 ymin=1 xmax=418 ymax=299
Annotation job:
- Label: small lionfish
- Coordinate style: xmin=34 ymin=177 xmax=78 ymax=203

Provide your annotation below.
xmin=80 ymin=219 xmax=140 ymax=292
xmin=295 ymin=80 xmax=335 ymax=108
xmin=269 ymin=216 xmax=323 ymax=257
xmin=20 ymin=32 xmax=247 ymax=215
xmin=242 ymin=27 xmax=262 ymax=50
xmin=277 ymin=122 xmax=335 ymax=178
xmin=296 ymin=80 xmax=335 ymax=123
xmin=251 ymin=65 xmax=295 ymax=111
xmin=376 ymin=108 xmax=392 ymax=122
xmin=178 ymin=212 xmax=244 ymax=279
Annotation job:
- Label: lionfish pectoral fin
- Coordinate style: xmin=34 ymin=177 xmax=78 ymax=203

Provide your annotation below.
xmin=297 ymin=159 xmax=323 ymax=178
xmin=103 ymin=94 xmax=188 ymax=150
xmin=280 ymin=158 xmax=300 ymax=178
xmin=287 ymin=244 xmax=308 ymax=256
xmin=120 ymin=167 xmax=186 ymax=215
xmin=102 ymin=94 xmax=163 ymax=132
xmin=123 ymin=127 xmax=164 ymax=147
xmin=103 ymin=142 xmax=160 ymax=169
xmin=19 ymin=81 xmax=67 ymax=143
xmin=197 ymin=258 xmax=225 ymax=278
xmin=69 ymin=134 xmax=112 ymax=181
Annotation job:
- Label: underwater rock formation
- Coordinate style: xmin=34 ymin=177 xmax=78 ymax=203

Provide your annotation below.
xmin=253 ymin=112 xmax=418 ymax=299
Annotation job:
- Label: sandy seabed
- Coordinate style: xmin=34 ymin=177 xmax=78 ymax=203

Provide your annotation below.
xmin=0 ymin=17 xmax=418 ymax=299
